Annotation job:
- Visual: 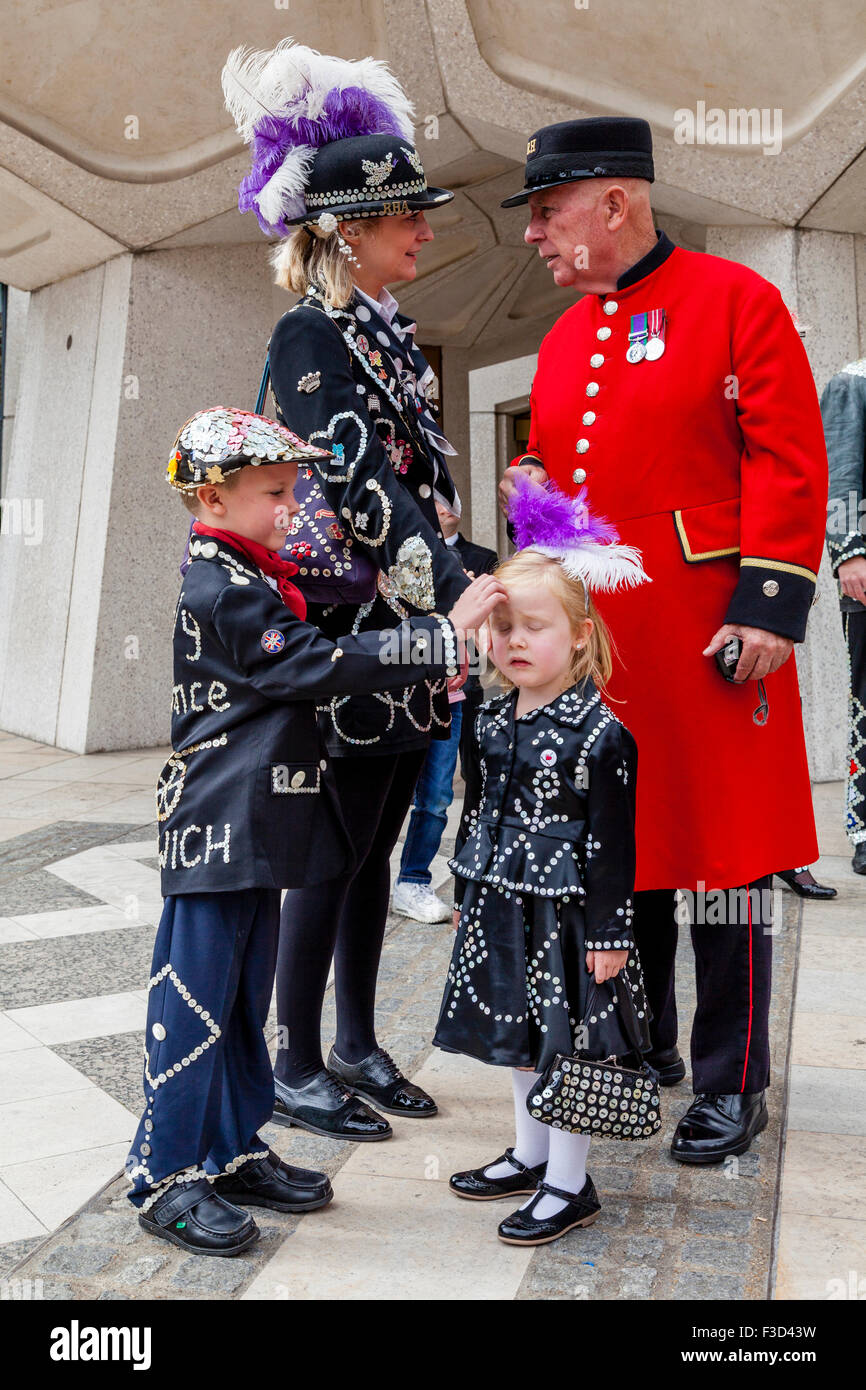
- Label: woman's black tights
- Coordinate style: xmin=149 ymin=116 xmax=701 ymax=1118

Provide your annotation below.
xmin=273 ymin=748 xmax=426 ymax=1086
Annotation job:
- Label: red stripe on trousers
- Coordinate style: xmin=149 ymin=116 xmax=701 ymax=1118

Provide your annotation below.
xmin=740 ymin=883 xmax=754 ymax=1093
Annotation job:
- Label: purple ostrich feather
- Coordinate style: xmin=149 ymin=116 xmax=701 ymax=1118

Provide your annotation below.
xmin=240 ymin=87 xmax=410 ymax=235
xmin=508 ymin=475 xmax=620 ymax=552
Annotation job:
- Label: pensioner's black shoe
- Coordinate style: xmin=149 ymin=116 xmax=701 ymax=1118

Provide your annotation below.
xmin=272 ymin=1068 xmax=392 ymax=1141
xmin=450 ymin=1147 xmax=547 ymax=1201
xmin=212 ymin=1150 xmax=333 ymax=1212
xmin=853 ymin=843 xmax=866 ymax=876
xmin=671 ymin=1091 xmax=768 ymax=1164
xmin=775 ymin=867 xmax=837 ymax=900
xmin=138 ymin=1176 xmax=259 ymax=1257
xmin=642 ymin=1046 xmax=687 ymax=1086
xmin=327 ymin=1045 xmax=438 ymax=1118
xmin=497 ymin=1176 xmax=601 ymax=1246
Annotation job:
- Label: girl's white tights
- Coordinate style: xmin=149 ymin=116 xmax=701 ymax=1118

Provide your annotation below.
xmin=484 ymin=1069 xmax=591 ymax=1219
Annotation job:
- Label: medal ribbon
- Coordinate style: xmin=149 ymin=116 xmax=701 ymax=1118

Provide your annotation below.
xmin=628 ymin=312 xmax=648 ymax=348
xmin=648 ymin=307 xmax=665 ymax=341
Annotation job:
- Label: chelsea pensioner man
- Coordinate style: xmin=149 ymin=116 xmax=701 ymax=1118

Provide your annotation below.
xmin=498 ymin=117 xmax=828 ymax=1163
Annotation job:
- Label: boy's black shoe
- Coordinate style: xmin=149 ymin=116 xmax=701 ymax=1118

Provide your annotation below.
xmin=273 ymin=1069 xmax=393 ymax=1141
xmin=327 ymin=1045 xmax=438 ymax=1118
xmin=450 ymin=1147 xmax=547 ymax=1200
xmin=212 ymin=1150 xmax=333 ymax=1212
xmin=671 ymin=1091 xmax=768 ymax=1163
xmin=642 ymin=1046 xmax=687 ymax=1086
xmin=497 ymin=1176 xmax=601 ymax=1245
xmin=138 ymin=1177 xmax=259 ymax=1257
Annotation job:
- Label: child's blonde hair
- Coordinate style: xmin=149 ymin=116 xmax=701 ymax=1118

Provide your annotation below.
xmin=179 ymin=469 xmax=243 ymax=516
xmin=270 ymin=220 xmax=382 ymax=309
xmin=491 ymin=549 xmax=615 ymax=693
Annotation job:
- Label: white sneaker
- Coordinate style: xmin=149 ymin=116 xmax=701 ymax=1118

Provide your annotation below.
xmin=392 ymin=880 xmax=451 ymax=923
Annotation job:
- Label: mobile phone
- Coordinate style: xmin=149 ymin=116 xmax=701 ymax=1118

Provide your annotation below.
xmin=715 ymin=634 xmax=742 ymax=682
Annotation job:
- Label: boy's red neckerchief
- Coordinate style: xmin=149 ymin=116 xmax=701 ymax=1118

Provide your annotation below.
xmin=192 ymin=522 xmax=307 ymax=620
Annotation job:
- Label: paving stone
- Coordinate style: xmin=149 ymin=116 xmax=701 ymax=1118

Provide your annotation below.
xmin=648 ymin=1171 xmax=680 ymax=1199
xmin=0 ymin=1237 xmax=46 ymax=1281
xmin=686 ymin=1206 xmax=754 ymax=1237
xmin=592 ymin=1164 xmax=638 ymax=1193
xmin=98 ymin=1291 xmax=132 ymax=1300
xmin=75 ymin=1210 xmax=142 ymax=1248
xmin=116 ymin=1254 xmax=169 ymax=1287
xmin=617 ymin=1263 xmax=658 ymax=1297
xmin=171 ymin=1256 xmax=251 ymax=1294
xmin=626 ymin=1234 xmax=664 ymax=1260
xmin=39 ymin=1280 xmax=79 ymax=1301
xmin=673 ymin=1270 xmax=747 ymax=1300
xmin=0 ymin=923 xmax=157 ymax=1010
xmin=43 ymin=1244 xmax=116 ymax=1277
xmin=681 ymin=1237 xmax=753 ymax=1272
xmin=55 ymin=1034 xmax=146 ymax=1117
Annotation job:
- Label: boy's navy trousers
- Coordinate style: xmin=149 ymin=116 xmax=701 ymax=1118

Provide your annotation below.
xmin=126 ymin=888 xmax=280 ymax=1209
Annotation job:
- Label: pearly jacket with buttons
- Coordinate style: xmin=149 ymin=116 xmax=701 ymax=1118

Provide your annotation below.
xmin=267 ymin=285 xmax=471 ymax=755
xmin=821 ymin=358 xmax=866 ymax=610
xmin=157 ymin=535 xmax=457 ymax=896
xmin=452 ymin=681 xmax=638 ymax=950
xmin=513 ymin=232 xmax=828 ymax=890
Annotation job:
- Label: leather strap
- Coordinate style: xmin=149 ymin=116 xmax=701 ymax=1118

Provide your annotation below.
xmin=152 ymin=1176 xmax=213 ymax=1226
xmin=537 ymin=1178 xmax=590 ymax=1206
xmin=502 ymin=1146 xmax=533 ymax=1175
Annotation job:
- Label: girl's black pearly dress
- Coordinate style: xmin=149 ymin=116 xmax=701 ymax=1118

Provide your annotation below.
xmin=433 ymin=680 xmax=652 ymax=1072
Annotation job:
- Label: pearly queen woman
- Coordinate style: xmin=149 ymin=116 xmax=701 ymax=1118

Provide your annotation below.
xmin=221 ymin=39 xmax=472 ymax=1137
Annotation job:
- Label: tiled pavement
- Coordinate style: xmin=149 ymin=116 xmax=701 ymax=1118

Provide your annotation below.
xmin=0 ymin=730 xmax=863 ymax=1299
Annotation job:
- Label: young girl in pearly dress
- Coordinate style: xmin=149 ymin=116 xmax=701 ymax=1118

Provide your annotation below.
xmin=434 ymin=485 xmax=653 ymax=1246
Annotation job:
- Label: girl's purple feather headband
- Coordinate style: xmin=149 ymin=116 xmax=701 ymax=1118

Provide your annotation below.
xmin=507 ymin=473 xmax=650 ymax=593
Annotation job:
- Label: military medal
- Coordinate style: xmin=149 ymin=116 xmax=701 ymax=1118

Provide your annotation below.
xmin=645 ymin=308 xmax=666 ymax=360
xmin=626 ymin=312 xmax=648 ymax=363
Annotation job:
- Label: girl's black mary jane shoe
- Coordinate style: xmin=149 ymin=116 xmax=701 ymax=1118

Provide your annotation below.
xmin=450 ymin=1147 xmax=547 ymax=1200
xmin=497 ymin=1176 xmax=601 ymax=1246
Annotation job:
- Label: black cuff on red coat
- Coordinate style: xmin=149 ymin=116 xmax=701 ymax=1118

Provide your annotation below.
xmin=724 ymin=562 xmax=816 ymax=643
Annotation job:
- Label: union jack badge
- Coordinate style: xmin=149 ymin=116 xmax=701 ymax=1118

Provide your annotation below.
xmin=261 ymin=629 xmax=286 ymax=654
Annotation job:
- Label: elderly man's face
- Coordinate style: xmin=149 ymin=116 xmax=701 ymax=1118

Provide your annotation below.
xmin=524 ymin=181 xmax=621 ymax=291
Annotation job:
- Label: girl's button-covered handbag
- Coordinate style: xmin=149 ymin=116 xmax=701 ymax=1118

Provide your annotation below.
xmin=527 ymin=985 xmax=661 ymax=1141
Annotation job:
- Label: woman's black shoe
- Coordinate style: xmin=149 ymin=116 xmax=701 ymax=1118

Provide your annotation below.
xmin=327 ymin=1045 xmax=438 ymax=1118
xmin=642 ymin=1046 xmax=687 ymax=1086
xmin=138 ymin=1177 xmax=259 ymax=1257
xmin=450 ymin=1147 xmax=547 ymax=1200
xmin=272 ymin=1068 xmax=393 ymax=1141
xmin=212 ymin=1150 xmax=333 ymax=1212
xmin=775 ymin=868 xmax=837 ymax=900
xmin=497 ymin=1176 xmax=601 ymax=1246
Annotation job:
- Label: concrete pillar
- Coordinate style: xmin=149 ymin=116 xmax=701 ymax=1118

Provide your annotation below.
xmin=1 ymin=286 xmax=30 ymax=485
xmin=468 ymin=353 xmax=537 ymax=554
xmin=0 ymin=243 xmax=289 ymax=751
xmin=706 ymin=226 xmax=858 ymax=783
xmin=439 ymin=345 xmax=471 ymax=532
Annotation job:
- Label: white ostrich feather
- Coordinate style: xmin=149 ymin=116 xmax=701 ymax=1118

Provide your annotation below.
xmin=221 ymin=37 xmax=415 ymax=145
xmin=256 ymin=145 xmax=315 ymax=224
xmin=526 ymin=542 xmax=651 ymax=592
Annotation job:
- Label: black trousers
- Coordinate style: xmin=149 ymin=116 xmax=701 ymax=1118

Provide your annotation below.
xmin=632 ymin=876 xmax=773 ymax=1094
xmin=274 ymin=748 xmax=426 ymax=1086
xmin=842 ymin=608 xmax=866 ymax=845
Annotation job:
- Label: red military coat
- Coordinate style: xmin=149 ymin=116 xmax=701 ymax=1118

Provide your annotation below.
xmin=514 ymin=234 xmax=827 ymax=891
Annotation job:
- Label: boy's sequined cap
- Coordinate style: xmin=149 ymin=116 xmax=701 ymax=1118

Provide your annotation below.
xmin=166 ymin=407 xmax=334 ymax=492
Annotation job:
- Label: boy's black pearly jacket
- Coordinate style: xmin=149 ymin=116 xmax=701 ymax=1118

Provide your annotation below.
xmin=268 ymin=286 xmax=470 ymax=755
xmin=157 ymin=536 xmax=456 ymax=896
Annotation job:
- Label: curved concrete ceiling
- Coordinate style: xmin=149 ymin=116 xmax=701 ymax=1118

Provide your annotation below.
xmin=0 ymin=1 xmax=383 ymax=173
xmin=467 ymin=0 xmax=866 ymax=148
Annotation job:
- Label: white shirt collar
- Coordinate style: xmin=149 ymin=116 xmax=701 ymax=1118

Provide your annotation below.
xmin=444 ymin=532 xmax=459 ymax=547
xmin=355 ymin=285 xmax=400 ymax=327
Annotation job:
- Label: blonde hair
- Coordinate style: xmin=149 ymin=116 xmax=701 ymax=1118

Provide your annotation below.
xmin=270 ymin=219 xmax=382 ymax=309
xmin=491 ymin=550 xmax=615 ymax=693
